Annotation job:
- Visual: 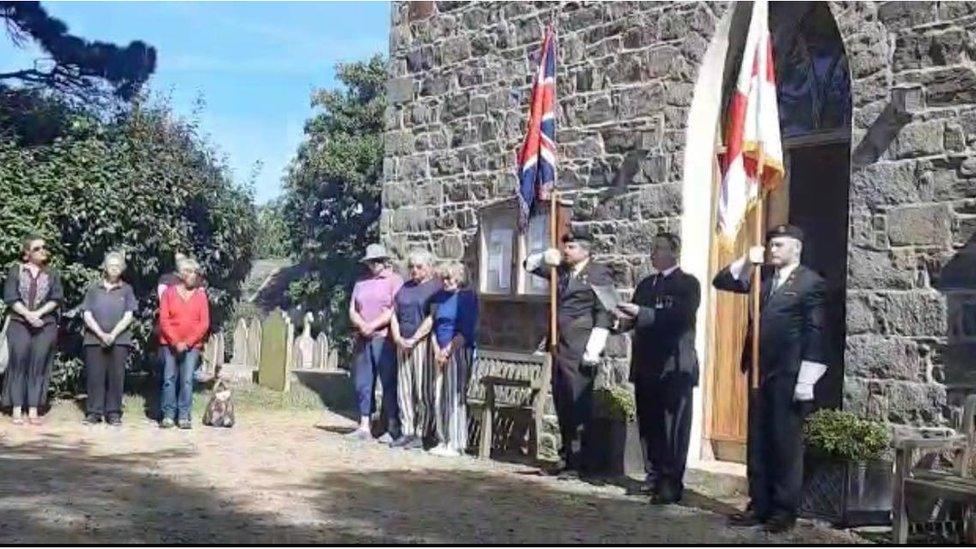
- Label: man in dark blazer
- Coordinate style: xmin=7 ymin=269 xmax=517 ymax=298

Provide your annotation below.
xmin=615 ymin=232 xmax=700 ymax=505
xmin=525 ymin=230 xmax=613 ymax=478
xmin=712 ymin=224 xmax=827 ymax=534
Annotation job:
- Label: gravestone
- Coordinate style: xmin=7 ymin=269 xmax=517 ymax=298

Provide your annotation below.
xmin=327 ymin=348 xmax=340 ymax=371
xmin=293 ymin=312 xmax=315 ymax=370
xmin=201 ymin=334 xmax=224 ymax=378
xmin=313 ymin=333 xmax=329 ymax=370
xmin=230 ymin=319 xmax=248 ymax=365
xmin=258 ymin=310 xmax=289 ymax=392
xmin=283 ymin=311 xmax=295 ymax=374
xmin=247 ymin=317 xmax=262 ymax=368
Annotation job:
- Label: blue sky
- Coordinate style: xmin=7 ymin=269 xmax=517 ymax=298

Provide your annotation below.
xmin=0 ymin=1 xmax=391 ymax=204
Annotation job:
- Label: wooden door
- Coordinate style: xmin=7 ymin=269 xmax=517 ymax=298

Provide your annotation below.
xmin=705 ymin=200 xmax=762 ymax=463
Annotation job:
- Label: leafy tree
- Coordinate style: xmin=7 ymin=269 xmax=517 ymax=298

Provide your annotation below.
xmin=0 ymin=93 xmax=257 ymax=395
xmin=254 ymin=198 xmax=292 ymax=260
xmin=281 ymin=55 xmax=386 ymax=356
xmin=0 ymin=1 xmax=156 ymax=101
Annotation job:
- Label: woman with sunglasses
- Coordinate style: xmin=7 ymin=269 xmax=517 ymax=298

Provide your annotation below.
xmin=1 ymin=235 xmax=64 ymax=425
xmin=388 ymin=249 xmax=441 ymax=449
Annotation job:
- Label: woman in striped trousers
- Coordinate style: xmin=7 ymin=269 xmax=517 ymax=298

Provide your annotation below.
xmin=389 ymin=249 xmax=441 ymax=449
xmin=426 ymin=262 xmax=479 ymax=458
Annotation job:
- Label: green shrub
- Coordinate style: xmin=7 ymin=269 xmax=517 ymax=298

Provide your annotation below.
xmin=804 ymin=408 xmax=890 ymax=461
xmin=0 ymin=92 xmax=257 ymax=396
xmin=594 ymin=386 xmax=637 ymax=423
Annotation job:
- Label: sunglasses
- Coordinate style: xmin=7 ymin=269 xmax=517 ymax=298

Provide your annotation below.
xmin=408 ymin=264 xmax=425 ymax=269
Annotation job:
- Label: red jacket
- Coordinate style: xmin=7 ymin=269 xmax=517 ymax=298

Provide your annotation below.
xmin=159 ymin=286 xmax=210 ymax=349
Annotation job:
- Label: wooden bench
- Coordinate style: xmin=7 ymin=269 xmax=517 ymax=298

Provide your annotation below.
xmin=893 ymin=394 xmax=976 ymax=544
xmin=466 ymin=349 xmax=552 ymax=461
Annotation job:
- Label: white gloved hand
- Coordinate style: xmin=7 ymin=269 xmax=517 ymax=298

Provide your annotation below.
xmin=748 ymin=245 xmax=766 ymax=265
xmin=794 ymin=361 xmax=827 ymax=402
xmin=583 ymin=327 xmax=609 ymax=364
xmin=543 ymin=248 xmax=562 ymax=267
xmin=794 ymin=382 xmax=815 ymax=402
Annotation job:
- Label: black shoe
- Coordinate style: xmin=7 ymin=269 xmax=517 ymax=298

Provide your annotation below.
xmin=762 ymin=515 xmax=796 ymax=534
xmin=82 ymin=414 xmax=102 ymax=425
xmin=178 ymin=419 xmax=192 ymax=430
xmin=106 ymin=414 xmax=122 ymax=426
xmin=728 ymin=509 xmax=766 ymax=527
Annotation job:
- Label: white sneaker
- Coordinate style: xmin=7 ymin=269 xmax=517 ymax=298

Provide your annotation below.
xmin=428 ymin=443 xmax=450 ymax=456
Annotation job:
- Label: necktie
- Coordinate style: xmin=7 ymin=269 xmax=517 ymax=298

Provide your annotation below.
xmin=652 ymin=273 xmax=663 ymax=288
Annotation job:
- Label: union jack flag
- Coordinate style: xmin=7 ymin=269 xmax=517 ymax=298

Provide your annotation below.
xmin=516 ymin=26 xmax=557 ymax=230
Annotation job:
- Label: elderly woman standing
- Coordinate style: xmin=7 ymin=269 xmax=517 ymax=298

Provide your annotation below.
xmin=348 ymin=244 xmax=403 ymax=441
xmin=426 ymin=262 xmax=478 ymax=458
xmin=2 ymin=235 xmax=64 ymax=425
xmin=389 ymin=249 xmax=441 ymax=449
xmin=158 ymin=258 xmax=210 ymax=429
xmin=81 ymin=252 xmax=138 ymax=425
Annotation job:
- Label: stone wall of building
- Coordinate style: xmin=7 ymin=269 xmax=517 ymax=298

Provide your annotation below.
xmin=382 ymin=0 xmax=976 ymax=435
xmin=834 ymin=1 xmax=976 ymax=433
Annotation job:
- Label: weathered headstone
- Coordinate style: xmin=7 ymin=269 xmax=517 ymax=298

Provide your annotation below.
xmin=258 ymin=310 xmax=289 ymax=392
xmin=283 ymin=311 xmax=295 ymax=375
xmin=230 ymin=319 xmax=248 ymax=365
xmin=294 ymin=312 xmax=315 ymax=370
xmin=202 ymin=333 xmax=224 ymax=378
xmin=247 ymin=317 xmax=262 ymax=368
xmin=327 ymin=348 xmax=340 ymax=371
xmin=313 ymin=333 xmax=330 ymax=370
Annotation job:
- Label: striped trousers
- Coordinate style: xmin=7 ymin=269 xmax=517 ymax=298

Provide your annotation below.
xmin=434 ymin=346 xmax=472 ymax=454
xmin=396 ymin=339 xmax=435 ymax=439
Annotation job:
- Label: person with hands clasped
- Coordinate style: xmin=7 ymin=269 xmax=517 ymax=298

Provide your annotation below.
xmin=348 ymin=244 xmax=404 ymax=442
xmin=158 ymin=258 xmax=210 ymax=430
xmin=1 ymin=235 xmax=64 ymax=426
xmin=524 ymin=230 xmax=613 ymax=478
xmin=423 ymin=262 xmax=478 ymax=458
xmin=388 ymin=249 xmax=441 ymax=450
xmin=81 ymin=252 xmax=138 ymax=426
xmin=713 ymin=224 xmax=827 ymax=534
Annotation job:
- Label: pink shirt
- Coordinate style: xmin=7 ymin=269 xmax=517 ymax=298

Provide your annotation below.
xmin=351 ymin=269 xmax=403 ymax=338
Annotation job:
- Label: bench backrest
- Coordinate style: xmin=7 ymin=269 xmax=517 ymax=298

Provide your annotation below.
xmin=959 ymin=394 xmax=976 ymax=478
xmin=467 ymin=348 xmax=551 ymax=409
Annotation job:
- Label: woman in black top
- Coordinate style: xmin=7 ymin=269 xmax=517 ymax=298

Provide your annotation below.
xmin=81 ymin=251 xmax=138 ymax=425
xmin=1 ymin=235 xmax=63 ymax=425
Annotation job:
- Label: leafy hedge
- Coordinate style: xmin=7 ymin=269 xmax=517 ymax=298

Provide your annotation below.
xmin=804 ymin=408 xmax=891 ymax=461
xmin=0 ymin=91 xmax=257 ymax=396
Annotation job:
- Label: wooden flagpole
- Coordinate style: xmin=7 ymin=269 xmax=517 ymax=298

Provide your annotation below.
xmin=549 ymin=191 xmax=559 ymax=354
xmin=750 ymin=154 xmax=766 ymax=390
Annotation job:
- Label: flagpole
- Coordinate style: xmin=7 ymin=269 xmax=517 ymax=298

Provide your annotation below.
xmin=750 ymin=155 xmax=765 ymax=390
xmin=549 ymin=191 xmax=558 ymax=355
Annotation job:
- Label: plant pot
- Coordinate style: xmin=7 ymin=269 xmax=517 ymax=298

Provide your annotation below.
xmin=582 ymin=418 xmax=645 ymax=478
xmin=800 ymin=455 xmax=892 ymax=527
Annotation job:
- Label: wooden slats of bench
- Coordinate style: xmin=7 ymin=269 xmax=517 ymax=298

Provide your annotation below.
xmin=906 ymin=474 xmax=976 ymax=501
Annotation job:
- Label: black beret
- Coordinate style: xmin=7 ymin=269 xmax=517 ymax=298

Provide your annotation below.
xmin=561 ymin=229 xmax=592 ymax=244
xmin=766 ymin=224 xmax=804 ymax=243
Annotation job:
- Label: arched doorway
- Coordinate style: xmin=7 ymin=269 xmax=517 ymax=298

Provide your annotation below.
xmin=702 ymin=1 xmax=853 ymax=463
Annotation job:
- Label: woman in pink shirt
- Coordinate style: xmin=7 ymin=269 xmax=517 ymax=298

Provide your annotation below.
xmin=158 ymin=258 xmax=210 ymax=430
xmin=347 ymin=244 xmax=403 ymax=441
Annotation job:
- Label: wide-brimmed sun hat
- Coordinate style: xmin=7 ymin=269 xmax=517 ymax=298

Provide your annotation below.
xmin=361 ymin=243 xmax=391 ymax=263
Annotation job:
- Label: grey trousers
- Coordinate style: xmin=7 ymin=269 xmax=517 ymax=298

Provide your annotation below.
xmin=2 ymin=320 xmax=57 ymax=409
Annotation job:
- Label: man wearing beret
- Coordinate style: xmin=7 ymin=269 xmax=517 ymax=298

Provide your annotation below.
xmin=712 ymin=224 xmax=827 ymax=533
xmin=525 ymin=230 xmax=614 ymax=478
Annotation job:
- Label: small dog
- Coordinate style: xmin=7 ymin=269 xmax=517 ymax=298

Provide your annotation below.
xmin=202 ymin=379 xmax=235 ymax=428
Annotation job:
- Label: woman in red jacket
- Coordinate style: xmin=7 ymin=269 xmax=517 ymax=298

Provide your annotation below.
xmin=158 ymin=258 xmax=210 ymax=429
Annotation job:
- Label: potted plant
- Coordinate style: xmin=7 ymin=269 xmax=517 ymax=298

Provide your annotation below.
xmin=801 ymin=408 xmax=893 ymax=527
xmin=583 ymin=385 xmax=645 ymax=478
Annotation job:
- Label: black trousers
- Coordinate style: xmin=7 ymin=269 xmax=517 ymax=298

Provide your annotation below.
xmin=1 ymin=320 xmax=57 ymax=409
xmin=635 ymin=373 xmax=694 ymax=497
xmin=748 ymin=373 xmax=810 ymax=519
xmin=552 ymin=353 xmax=594 ymax=469
xmin=85 ymin=345 xmax=129 ymax=417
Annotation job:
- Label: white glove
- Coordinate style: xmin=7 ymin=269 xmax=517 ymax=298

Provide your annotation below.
xmin=748 ymin=245 xmax=765 ymax=265
xmin=794 ymin=361 xmax=827 ymax=402
xmin=543 ymin=248 xmax=562 ymax=267
xmin=582 ymin=327 xmax=609 ymax=364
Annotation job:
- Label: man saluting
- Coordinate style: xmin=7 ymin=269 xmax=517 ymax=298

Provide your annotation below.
xmin=713 ymin=224 xmax=827 ymax=533
xmin=614 ymin=233 xmax=700 ymax=505
xmin=525 ymin=230 xmax=613 ymax=478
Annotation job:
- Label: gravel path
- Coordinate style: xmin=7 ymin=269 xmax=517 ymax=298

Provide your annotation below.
xmin=0 ymin=407 xmax=865 ymax=544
